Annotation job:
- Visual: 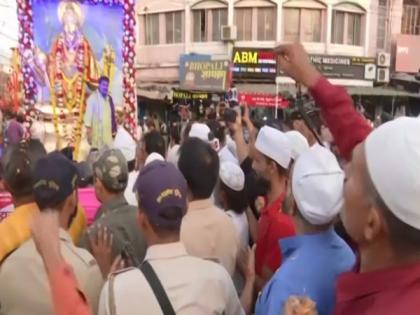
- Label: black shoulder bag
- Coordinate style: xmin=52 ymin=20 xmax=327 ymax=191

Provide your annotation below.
xmin=139 ymin=261 xmax=176 ymax=315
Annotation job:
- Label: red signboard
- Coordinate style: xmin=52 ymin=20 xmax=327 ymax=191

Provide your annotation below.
xmin=396 ymin=34 xmax=420 ymax=73
xmin=239 ymin=93 xmax=289 ymax=108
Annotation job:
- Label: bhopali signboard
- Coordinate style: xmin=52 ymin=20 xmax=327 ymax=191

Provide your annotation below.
xmin=180 ymin=59 xmax=230 ymax=91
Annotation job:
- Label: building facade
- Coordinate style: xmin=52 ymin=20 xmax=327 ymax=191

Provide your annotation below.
xmin=135 ymin=0 xmax=396 ymax=92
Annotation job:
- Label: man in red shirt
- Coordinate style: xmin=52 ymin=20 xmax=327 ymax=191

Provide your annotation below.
xmin=277 ymin=43 xmax=420 ymax=315
xmin=252 ymin=125 xmax=296 ymax=288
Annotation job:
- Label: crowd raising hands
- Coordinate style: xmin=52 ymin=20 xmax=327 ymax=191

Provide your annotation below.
xmin=0 ymin=43 xmax=418 ymax=315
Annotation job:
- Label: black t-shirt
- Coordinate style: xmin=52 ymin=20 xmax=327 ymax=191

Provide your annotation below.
xmin=240 ymin=156 xmax=266 ymax=219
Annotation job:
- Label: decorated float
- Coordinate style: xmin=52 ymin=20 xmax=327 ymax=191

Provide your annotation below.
xmin=15 ymin=0 xmax=137 ymax=159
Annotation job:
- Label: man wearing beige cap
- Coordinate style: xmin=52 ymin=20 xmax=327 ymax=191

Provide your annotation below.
xmin=255 ymin=144 xmax=355 ymax=315
xmin=79 ymin=148 xmax=146 ymax=268
xmin=252 ymin=125 xmax=296 ymax=287
xmin=277 ymin=43 xmax=420 ymax=315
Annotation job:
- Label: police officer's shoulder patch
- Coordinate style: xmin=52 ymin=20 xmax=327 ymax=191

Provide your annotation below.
xmin=109 ymin=266 xmax=136 ymax=278
xmin=65 ymin=243 xmax=99 ymax=267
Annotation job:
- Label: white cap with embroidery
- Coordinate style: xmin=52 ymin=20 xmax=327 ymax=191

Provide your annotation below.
xmin=286 ymin=130 xmax=309 ymax=160
xmin=365 ymin=117 xmax=420 ymax=230
xmin=292 ymin=144 xmax=344 ymax=225
xmin=255 ymin=126 xmax=292 ymax=169
xmin=219 ymin=161 xmax=245 ymax=191
xmin=189 ymin=123 xmax=220 ymax=151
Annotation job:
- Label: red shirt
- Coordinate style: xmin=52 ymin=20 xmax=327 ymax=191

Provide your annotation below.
xmin=334 ymin=262 xmax=420 ymax=315
xmin=309 ymin=77 xmax=372 ymax=161
xmin=309 ymin=76 xmax=420 ymax=315
xmin=49 ymin=263 xmax=92 ymax=315
xmin=255 ymin=194 xmax=296 ymax=277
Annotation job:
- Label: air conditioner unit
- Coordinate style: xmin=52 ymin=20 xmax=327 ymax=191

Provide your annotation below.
xmin=221 ymin=26 xmax=237 ymax=41
xmin=377 ymin=68 xmax=390 ymax=83
xmin=377 ymin=52 xmax=391 ymax=67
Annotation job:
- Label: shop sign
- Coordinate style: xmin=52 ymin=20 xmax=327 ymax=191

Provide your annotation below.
xmin=278 ymin=54 xmax=377 ymax=81
xmin=238 ymin=92 xmax=289 ymax=108
xmin=172 ymin=89 xmax=210 ymax=100
xmin=232 ymin=48 xmax=277 ymax=81
xmin=179 ymin=59 xmax=230 ymax=91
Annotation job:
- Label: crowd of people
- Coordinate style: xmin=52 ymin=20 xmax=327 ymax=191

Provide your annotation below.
xmin=0 ymin=43 xmax=419 ymax=315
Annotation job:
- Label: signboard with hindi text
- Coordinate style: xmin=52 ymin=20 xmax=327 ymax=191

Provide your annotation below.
xmin=179 ymin=59 xmax=230 ymax=91
xmin=172 ymin=89 xmax=210 ymax=101
xmin=238 ymin=92 xmax=289 ymax=108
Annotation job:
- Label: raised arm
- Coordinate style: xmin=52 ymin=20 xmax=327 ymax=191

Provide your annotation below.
xmin=275 ymin=44 xmax=372 ymax=161
xmin=31 ymin=211 xmax=92 ymax=315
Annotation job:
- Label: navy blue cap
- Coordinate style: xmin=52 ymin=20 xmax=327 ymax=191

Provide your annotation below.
xmin=33 ymin=152 xmax=79 ymax=210
xmin=135 ymin=161 xmax=188 ymax=228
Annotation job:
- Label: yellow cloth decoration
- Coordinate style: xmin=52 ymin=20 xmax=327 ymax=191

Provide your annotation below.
xmin=0 ymin=203 xmax=87 ymax=263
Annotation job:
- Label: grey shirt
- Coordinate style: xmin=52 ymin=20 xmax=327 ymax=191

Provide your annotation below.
xmin=79 ymin=196 xmax=146 ymax=266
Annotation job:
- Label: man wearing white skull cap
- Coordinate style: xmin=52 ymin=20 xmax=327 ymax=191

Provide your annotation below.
xmin=113 ymin=123 xmax=138 ymax=206
xmin=252 ymin=125 xmax=296 ymax=288
xmin=285 ymin=130 xmax=309 ymax=161
xmin=255 ymin=144 xmax=355 ymax=315
xmin=277 ymin=43 xmax=420 ymax=315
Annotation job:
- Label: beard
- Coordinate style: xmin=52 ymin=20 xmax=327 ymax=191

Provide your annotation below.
xmin=255 ymin=174 xmax=271 ymax=197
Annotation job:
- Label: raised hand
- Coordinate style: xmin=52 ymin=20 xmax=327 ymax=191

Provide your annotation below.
xmin=274 ymin=43 xmax=320 ymax=88
xmin=88 ymin=225 xmax=114 ymax=278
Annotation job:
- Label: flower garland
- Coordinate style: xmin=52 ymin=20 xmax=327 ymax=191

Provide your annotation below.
xmin=18 ymin=0 xmax=138 ymax=149
xmin=51 ymin=34 xmax=86 ymax=151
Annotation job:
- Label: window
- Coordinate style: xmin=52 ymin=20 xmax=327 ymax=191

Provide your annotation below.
xmin=235 ymin=8 xmax=252 ymax=41
xmin=283 ymin=8 xmax=300 ymax=42
xmin=193 ymin=10 xmax=207 ymax=42
xmin=144 ymin=14 xmax=159 ymax=45
xmin=212 ymin=9 xmax=228 ymax=41
xmin=331 ymin=11 xmax=345 ymax=43
xmin=402 ymin=4 xmax=420 ymax=34
xmin=192 ymin=8 xmax=227 ymax=42
xmin=331 ymin=10 xmax=363 ymax=46
xmin=257 ymin=7 xmax=276 ymax=41
xmin=283 ymin=8 xmax=323 ymax=42
xmin=347 ymin=13 xmax=361 ymax=45
xmin=377 ymin=0 xmax=387 ymax=49
xmin=166 ymin=11 xmax=183 ymax=44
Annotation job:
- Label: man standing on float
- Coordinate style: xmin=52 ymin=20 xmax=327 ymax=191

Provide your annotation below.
xmin=84 ymin=76 xmax=117 ymax=150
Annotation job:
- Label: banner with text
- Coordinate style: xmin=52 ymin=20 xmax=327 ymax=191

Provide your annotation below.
xmin=232 ymin=48 xmax=376 ymax=82
xmin=232 ymin=48 xmax=277 ymax=81
xmin=278 ymin=55 xmax=377 ymax=81
xmin=239 ymin=93 xmax=289 ymax=108
xmin=180 ymin=59 xmax=230 ymax=91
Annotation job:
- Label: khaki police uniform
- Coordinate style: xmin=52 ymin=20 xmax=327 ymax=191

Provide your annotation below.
xmin=0 ymin=229 xmax=103 ymax=315
xmin=79 ymin=196 xmax=147 ymax=265
xmin=98 ymin=242 xmax=244 ymax=315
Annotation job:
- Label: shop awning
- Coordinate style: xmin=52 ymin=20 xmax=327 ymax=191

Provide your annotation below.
xmin=237 ymin=83 xmax=420 ymax=99
xmin=137 ymin=83 xmax=177 ymax=100
xmin=346 ymin=86 xmax=420 ymax=98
